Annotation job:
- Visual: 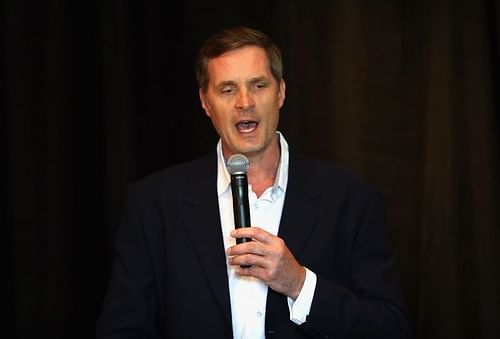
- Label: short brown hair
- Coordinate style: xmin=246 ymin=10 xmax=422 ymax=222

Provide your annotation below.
xmin=196 ymin=26 xmax=283 ymax=92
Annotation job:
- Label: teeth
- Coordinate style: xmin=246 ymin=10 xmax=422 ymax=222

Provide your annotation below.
xmin=237 ymin=121 xmax=257 ymax=132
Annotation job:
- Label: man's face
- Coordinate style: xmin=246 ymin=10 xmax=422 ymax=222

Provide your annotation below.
xmin=199 ymin=46 xmax=285 ymax=159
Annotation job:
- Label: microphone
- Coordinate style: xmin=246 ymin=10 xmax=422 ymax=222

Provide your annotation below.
xmin=226 ymin=154 xmax=253 ymax=252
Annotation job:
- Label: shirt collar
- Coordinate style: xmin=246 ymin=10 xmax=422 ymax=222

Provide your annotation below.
xmin=217 ymin=131 xmax=289 ymax=200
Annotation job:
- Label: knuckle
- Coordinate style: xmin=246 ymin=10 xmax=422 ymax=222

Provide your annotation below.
xmin=244 ymin=254 xmax=254 ymax=264
xmin=262 ymin=271 xmax=272 ymax=282
xmin=275 ymin=238 xmax=286 ymax=251
xmin=267 ymin=267 xmax=277 ymax=280
xmin=247 ymin=242 xmax=257 ymax=252
xmin=274 ymin=248 xmax=285 ymax=261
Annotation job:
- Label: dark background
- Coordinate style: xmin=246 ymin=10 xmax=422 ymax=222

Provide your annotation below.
xmin=3 ymin=1 xmax=500 ymax=338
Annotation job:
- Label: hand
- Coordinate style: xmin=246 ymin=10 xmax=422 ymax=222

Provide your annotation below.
xmin=226 ymin=227 xmax=306 ymax=300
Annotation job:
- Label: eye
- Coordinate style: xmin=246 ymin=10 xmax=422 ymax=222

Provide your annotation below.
xmin=221 ymin=87 xmax=235 ymax=95
xmin=255 ymin=82 xmax=267 ymax=89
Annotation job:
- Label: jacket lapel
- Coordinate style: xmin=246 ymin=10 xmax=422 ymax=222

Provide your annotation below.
xmin=181 ymin=152 xmax=232 ymax=324
xmin=266 ymin=151 xmax=322 ymax=325
xmin=278 ymin=151 xmax=321 ymax=258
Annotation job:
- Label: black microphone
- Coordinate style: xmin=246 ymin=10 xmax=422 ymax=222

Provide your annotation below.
xmin=227 ymin=154 xmax=252 ymax=268
xmin=227 ymin=154 xmax=252 ymax=244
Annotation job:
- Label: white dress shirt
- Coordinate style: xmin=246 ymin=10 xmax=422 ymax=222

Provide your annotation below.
xmin=216 ymin=132 xmax=317 ymax=339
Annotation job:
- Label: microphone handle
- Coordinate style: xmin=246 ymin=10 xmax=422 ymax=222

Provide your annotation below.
xmin=231 ymin=173 xmax=252 ymax=269
xmin=230 ymin=173 xmax=252 ymax=244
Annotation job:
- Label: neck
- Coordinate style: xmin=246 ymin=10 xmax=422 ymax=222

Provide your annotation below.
xmin=246 ymin=139 xmax=281 ymax=198
xmin=223 ymin=136 xmax=281 ymax=198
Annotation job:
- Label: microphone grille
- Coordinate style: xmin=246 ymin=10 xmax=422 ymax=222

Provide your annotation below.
xmin=227 ymin=154 xmax=249 ymax=175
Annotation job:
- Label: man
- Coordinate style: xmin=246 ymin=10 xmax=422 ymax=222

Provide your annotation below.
xmin=97 ymin=26 xmax=410 ymax=338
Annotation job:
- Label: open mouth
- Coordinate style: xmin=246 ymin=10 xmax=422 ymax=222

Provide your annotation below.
xmin=236 ymin=120 xmax=258 ymax=133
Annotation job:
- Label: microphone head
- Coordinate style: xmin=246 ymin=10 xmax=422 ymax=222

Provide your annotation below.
xmin=227 ymin=154 xmax=249 ymax=175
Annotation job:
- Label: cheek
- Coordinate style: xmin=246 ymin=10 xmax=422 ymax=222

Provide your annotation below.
xmin=210 ymin=113 xmax=231 ymax=133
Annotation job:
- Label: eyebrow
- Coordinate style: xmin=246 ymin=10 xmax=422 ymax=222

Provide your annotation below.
xmin=216 ymin=76 xmax=269 ymax=88
xmin=248 ymin=76 xmax=268 ymax=85
xmin=217 ymin=80 xmax=237 ymax=88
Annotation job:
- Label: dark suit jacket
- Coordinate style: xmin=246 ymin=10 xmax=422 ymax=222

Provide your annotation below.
xmin=97 ymin=150 xmax=410 ymax=338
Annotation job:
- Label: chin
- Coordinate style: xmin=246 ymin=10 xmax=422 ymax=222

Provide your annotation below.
xmin=242 ymin=146 xmax=268 ymax=158
xmin=226 ymin=134 xmax=269 ymax=156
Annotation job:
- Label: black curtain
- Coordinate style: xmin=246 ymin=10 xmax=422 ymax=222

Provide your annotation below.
xmin=3 ymin=1 xmax=499 ymax=338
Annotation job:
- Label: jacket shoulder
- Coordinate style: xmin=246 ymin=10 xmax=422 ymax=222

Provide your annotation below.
xmin=128 ymin=152 xmax=217 ymax=198
xmin=292 ymin=152 xmax=381 ymax=200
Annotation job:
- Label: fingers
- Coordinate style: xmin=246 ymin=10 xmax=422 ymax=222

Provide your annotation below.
xmin=232 ymin=265 xmax=270 ymax=281
xmin=227 ymin=240 xmax=271 ymax=257
xmin=225 ymin=228 xmax=306 ymax=298
xmin=228 ymin=252 xmax=281 ymax=283
xmin=230 ymin=227 xmax=275 ymax=244
xmin=226 ymin=227 xmax=278 ymax=258
xmin=226 ymin=227 xmax=280 ymax=271
xmin=226 ymin=227 xmax=285 ymax=266
xmin=226 ymin=237 xmax=274 ymax=271
xmin=228 ymin=252 xmax=269 ymax=268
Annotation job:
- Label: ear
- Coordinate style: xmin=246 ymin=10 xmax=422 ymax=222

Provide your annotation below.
xmin=278 ymin=79 xmax=286 ymax=108
xmin=199 ymin=88 xmax=211 ymax=117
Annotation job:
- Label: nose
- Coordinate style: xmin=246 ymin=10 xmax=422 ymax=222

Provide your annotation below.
xmin=235 ymin=89 xmax=254 ymax=111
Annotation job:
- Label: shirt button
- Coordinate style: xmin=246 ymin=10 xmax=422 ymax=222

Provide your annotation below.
xmin=256 ymin=311 xmax=263 ymax=317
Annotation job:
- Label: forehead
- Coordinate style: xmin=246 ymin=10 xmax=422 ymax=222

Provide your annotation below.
xmin=206 ymin=46 xmax=273 ymax=85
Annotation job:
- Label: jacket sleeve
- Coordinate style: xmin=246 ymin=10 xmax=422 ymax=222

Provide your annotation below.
xmin=96 ymin=184 xmax=161 ymax=339
xmin=300 ymin=191 xmax=411 ymax=339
